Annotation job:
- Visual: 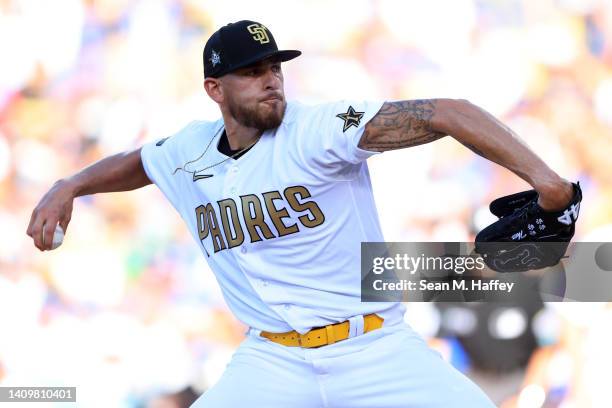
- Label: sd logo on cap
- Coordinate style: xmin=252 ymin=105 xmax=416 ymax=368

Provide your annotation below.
xmin=247 ymin=23 xmax=270 ymax=44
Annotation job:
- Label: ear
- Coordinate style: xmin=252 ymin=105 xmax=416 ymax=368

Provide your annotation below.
xmin=204 ymin=78 xmax=223 ymax=104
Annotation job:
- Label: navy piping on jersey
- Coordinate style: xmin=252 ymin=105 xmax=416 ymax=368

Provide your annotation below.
xmin=217 ymin=130 xmax=256 ymax=160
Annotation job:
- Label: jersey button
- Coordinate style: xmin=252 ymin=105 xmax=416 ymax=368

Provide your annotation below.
xmin=262 ymin=280 xmax=268 ymax=287
xmin=241 ymin=246 xmax=247 ymax=254
xmin=231 ymin=167 xmax=239 ymax=173
xmin=284 ymin=304 xmax=291 ymax=310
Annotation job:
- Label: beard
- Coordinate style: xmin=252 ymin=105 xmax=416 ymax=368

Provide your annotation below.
xmin=226 ymin=95 xmax=286 ymax=131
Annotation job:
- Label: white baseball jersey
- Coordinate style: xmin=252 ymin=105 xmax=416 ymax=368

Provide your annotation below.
xmin=141 ymin=100 xmax=406 ymax=334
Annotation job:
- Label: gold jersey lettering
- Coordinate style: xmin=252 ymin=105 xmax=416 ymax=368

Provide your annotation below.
xmin=194 ymin=185 xmax=326 ymax=253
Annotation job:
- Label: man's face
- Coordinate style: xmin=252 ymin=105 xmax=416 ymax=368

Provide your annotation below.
xmin=220 ymin=58 xmax=286 ymax=130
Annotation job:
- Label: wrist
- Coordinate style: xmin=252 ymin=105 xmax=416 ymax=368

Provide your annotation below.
xmin=536 ymin=177 xmax=574 ymax=211
xmin=56 ymin=177 xmax=81 ymax=198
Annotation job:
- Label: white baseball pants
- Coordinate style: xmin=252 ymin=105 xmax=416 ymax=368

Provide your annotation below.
xmin=190 ymin=318 xmax=496 ymax=407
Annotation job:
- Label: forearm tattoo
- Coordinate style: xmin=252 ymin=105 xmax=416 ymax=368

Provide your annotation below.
xmin=359 ymin=100 xmax=447 ymax=152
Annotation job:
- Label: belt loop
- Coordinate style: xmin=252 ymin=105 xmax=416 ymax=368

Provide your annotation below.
xmin=348 ymin=315 xmax=365 ymax=338
xmin=248 ymin=327 xmax=262 ymax=337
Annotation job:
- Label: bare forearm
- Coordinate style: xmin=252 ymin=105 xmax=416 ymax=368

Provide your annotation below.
xmin=65 ymin=147 xmax=151 ymax=197
xmin=360 ymin=99 xmax=573 ymax=210
xmin=431 ymin=99 xmax=557 ymax=189
xmin=27 ymin=147 xmax=151 ymax=250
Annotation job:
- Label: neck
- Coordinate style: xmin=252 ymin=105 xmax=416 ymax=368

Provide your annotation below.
xmin=221 ymin=113 xmax=262 ymax=150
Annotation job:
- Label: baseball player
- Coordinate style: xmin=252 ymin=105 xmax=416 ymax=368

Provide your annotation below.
xmin=27 ymin=20 xmax=577 ymax=407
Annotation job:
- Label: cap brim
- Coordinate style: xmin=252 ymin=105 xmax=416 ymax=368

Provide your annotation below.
xmin=224 ymin=49 xmax=302 ymax=75
xmin=271 ymin=49 xmax=302 ymax=62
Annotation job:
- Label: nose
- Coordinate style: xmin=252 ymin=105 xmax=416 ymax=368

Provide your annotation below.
xmin=263 ymin=66 xmax=282 ymax=91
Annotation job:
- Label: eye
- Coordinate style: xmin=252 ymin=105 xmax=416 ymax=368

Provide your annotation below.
xmin=271 ymin=63 xmax=281 ymax=73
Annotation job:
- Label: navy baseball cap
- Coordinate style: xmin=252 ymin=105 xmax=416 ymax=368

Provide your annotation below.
xmin=203 ymin=20 xmax=301 ymax=78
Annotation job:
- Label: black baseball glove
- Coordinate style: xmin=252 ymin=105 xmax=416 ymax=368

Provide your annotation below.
xmin=475 ymin=182 xmax=582 ymax=272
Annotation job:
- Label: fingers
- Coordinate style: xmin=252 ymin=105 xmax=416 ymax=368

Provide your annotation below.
xmin=42 ymin=221 xmax=57 ymax=251
xmin=26 ymin=209 xmax=36 ymax=237
xmin=26 ymin=204 xmax=46 ymax=250
xmin=26 ymin=187 xmax=73 ymax=251
xmin=27 ymin=211 xmax=45 ymax=251
xmin=27 ymin=211 xmax=60 ymax=251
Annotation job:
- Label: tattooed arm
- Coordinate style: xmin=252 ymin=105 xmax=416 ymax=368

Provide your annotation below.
xmin=359 ymin=99 xmax=573 ymax=211
xmin=358 ymin=100 xmax=447 ymax=150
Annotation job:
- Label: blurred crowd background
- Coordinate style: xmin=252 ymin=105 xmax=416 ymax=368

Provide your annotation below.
xmin=1 ymin=0 xmax=612 ymax=407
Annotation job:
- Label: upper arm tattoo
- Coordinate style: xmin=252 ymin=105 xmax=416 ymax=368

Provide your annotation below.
xmin=359 ymin=100 xmax=447 ymax=152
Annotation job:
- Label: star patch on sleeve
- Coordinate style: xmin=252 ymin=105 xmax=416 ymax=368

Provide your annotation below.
xmin=336 ymin=106 xmax=365 ymax=132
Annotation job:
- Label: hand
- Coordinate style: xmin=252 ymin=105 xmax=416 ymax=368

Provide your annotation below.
xmin=536 ymin=178 xmax=574 ymax=211
xmin=476 ymin=179 xmax=581 ymax=273
xmin=26 ymin=179 xmax=77 ymax=251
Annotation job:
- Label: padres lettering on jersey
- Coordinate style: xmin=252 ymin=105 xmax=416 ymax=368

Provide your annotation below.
xmin=194 ymin=185 xmax=325 ymax=253
xmin=140 ymin=100 xmax=406 ymax=334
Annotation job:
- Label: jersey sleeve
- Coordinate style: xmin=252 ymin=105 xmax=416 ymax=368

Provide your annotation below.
xmin=140 ymin=122 xmax=196 ymax=204
xmin=297 ymin=100 xmax=384 ymax=173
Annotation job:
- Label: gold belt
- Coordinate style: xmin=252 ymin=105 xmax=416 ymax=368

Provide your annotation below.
xmin=260 ymin=314 xmax=384 ymax=348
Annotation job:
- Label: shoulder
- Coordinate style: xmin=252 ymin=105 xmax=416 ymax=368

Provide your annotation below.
xmin=280 ymin=100 xmax=347 ymax=132
xmin=156 ymin=119 xmax=222 ymax=155
xmin=282 ymin=100 xmax=341 ymax=120
xmin=281 ymin=100 xmax=383 ymax=136
xmin=281 ymin=100 xmax=307 ymax=125
xmin=283 ymin=100 xmax=381 ymax=121
xmin=172 ymin=119 xmax=222 ymax=144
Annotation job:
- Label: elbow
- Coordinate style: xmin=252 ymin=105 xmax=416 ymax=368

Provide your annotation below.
xmin=431 ymin=98 xmax=474 ymax=135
